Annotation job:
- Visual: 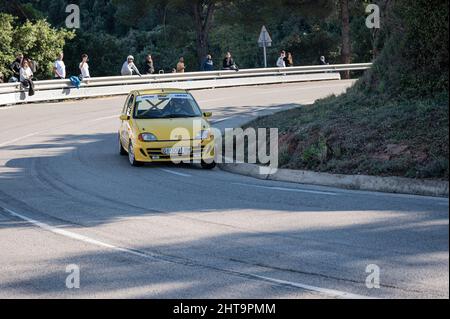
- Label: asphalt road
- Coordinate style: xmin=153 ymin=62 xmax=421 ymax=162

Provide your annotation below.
xmin=0 ymin=80 xmax=448 ymax=299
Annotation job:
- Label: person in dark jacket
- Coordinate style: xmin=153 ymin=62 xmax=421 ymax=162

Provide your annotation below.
xmin=9 ymin=53 xmax=23 ymax=82
xmin=320 ymin=56 xmax=329 ymax=65
xmin=285 ymin=52 xmax=294 ymax=67
xmin=202 ymin=54 xmax=214 ymax=71
xmin=222 ymin=52 xmax=238 ymax=71
xmin=144 ymin=54 xmax=155 ymax=74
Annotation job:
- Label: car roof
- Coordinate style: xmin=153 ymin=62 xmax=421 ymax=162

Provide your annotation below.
xmin=133 ymin=88 xmax=188 ymax=96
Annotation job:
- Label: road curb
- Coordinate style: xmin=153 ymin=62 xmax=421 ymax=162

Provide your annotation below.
xmin=218 ymin=162 xmax=449 ymax=197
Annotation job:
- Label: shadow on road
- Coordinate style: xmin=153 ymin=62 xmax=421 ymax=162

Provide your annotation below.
xmin=0 ymin=132 xmax=448 ymax=298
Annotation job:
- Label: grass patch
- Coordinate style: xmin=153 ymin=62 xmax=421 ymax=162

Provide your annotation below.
xmin=242 ymin=91 xmax=449 ymax=180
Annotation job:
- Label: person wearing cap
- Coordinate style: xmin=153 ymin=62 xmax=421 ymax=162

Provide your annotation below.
xmin=319 ymin=55 xmax=329 ymax=65
xmin=121 ymin=55 xmax=141 ymax=76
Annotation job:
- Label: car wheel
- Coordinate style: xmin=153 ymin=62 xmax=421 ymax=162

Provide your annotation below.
xmin=128 ymin=141 xmax=143 ymax=167
xmin=201 ymin=160 xmax=216 ymax=170
xmin=119 ymin=136 xmax=127 ymax=156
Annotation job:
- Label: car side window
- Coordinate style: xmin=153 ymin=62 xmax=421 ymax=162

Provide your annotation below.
xmin=126 ymin=94 xmax=134 ymax=116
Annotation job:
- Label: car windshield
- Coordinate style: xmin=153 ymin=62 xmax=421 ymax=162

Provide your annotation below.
xmin=134 ymin=93 xmax=202 ymax=119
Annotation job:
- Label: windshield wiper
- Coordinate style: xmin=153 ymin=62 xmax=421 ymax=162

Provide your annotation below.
xmin=163 ymin=114 xmax=198 ymax=118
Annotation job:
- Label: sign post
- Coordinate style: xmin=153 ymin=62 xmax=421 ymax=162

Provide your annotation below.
xmin=258 ymin=25 xmax=272 ymax=68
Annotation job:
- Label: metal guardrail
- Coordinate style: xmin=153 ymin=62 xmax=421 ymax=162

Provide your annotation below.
xmin=0 ymin=63 xmax=371 ymax=105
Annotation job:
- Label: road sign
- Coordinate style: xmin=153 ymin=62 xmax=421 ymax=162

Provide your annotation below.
xmin=258 ymin=26 xmax=272 ymax=68
xmin=258 ymin=25 xmax=272 ymax=47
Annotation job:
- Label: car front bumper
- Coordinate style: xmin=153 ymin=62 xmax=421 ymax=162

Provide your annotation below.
xmin=132 ymin=138 xmax=215 ymax=163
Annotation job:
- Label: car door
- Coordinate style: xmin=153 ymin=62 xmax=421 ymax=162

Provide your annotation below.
xmin=119 ymin=94 xmax=129 ymax=146
xmin=121 ymin=93 xmax=135 ymax=150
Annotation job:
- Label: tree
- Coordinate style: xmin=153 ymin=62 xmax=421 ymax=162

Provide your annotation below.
xmin=0 ymin=13 xmax=75 ymax=79
xmin=357 ymin=0 xmax=449 ymax=98
xmin=0 ymin=14 xmax=15 ymax=78
xmin=191 ymin=0 xmax=217 ymax=66
xmin=112 ymin=0 xmax=224 ymax=67
xmin=340 ymin=0 xmax=351 ymax=78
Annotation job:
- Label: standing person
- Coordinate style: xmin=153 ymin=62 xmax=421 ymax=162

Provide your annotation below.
xmin=144 ymin=54 xmax=155 ymax=74
xmin=285 ymin=52 xmax=294 ymax=67
xmin=79 ymin=54 xmax=91 ymax=79
xmin=276 ymin=50 xmax=286 ymax=68
xmin=176 ymin=57 xmax=186 ymax=73
xmin=202 ymin=54 xmax=214 ymax=71
xmin=9 ymin=53 xmax=23 ymax=82
xmin=0 ymin=72 xmax=4 ymax=84
xmin=53 ymin=52 xmax=66 ymax=79
xmin=222 ymin=52 xmax=239 ymax=71
xmin=121 ymin=55 xmax=141 ymax=76
xmin=20 ymin=58 xmax=35 ymax=96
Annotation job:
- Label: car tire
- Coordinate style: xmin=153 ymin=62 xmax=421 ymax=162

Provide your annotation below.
xmin=201 ymin=160 xmax=216 ymax=170
xmin=119 ymin=136 xmax=127 ymax=156
xmin=128 ymin=141 xmax=143 ymax=167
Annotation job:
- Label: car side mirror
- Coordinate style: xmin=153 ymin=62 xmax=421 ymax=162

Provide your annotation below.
xmin=120 ymin=114 xmax=130 ymax=121
xmin=203 ymin=112 xmax=212 ymax=118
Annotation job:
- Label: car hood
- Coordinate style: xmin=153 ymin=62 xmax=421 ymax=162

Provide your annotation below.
xmin=134 ymin=117 xmax=210 ymax=141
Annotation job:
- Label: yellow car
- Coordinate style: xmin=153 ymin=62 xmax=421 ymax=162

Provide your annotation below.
xmin=118 ymin=89 xmax=216 ymax=169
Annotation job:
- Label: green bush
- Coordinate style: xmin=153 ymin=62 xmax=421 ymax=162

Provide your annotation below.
xmin=0 ymin=13 xmax=74 ymax=80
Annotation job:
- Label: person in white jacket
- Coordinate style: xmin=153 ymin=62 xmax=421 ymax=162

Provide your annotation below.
xmin=121 ymin=55 xmax=141 ymax=76
xmin=20 ymin=58 xmax=35 ymax=96
xmin=276 ymin=50 xmax=287 ymax=68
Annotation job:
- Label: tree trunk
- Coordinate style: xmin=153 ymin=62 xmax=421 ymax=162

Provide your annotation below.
xmin=340 ymin=0 xmax=351 ymax=79
xmin=192 ymin=1 xmax=216 ymax=69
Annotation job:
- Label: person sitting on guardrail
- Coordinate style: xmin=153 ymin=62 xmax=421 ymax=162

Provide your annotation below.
xmin=320 ymin=56 xmax=329 ymax=65
xmin=20 ymin=58 xmax=35 ymax=96
xmin=79 ymin=54 xmax=91 ymax=80
xmin=202 ymin=54 xmax=214 ymax=71
xmin=9 ymin=53 xmax=23 ymax=83
xmin=53 ymin=52 xmax=66 ymax=79
xmin=285 ymin=52 xmax=294 ymax=67
xmin=176 ymin=57 xmax=186 ymax=73
xmin=276 ymin=50 xmax=287 ymax=68
xmin=121 ymin=55 xmax=142 ymax=76
xmin=222 ymin=52 xmax=239 ymax=71
xmin=144 ymin=54 xmax=155 ymax=74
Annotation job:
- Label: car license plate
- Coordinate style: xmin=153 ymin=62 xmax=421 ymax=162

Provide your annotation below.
xmin=162 ymin=147 xmax=191 ymax=155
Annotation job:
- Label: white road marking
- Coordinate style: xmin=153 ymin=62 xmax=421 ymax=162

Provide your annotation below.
xmin=88 ymin=115 xmax=120 ymax=123
xmin=248 ymin=273 xmax=373 ymax=299
xmin=159 ymin=168 xmax=192 ymax=177
xmin=1 ymin=206 xmax=374 ymax=299
xmin=0 ymin=113 xmax=119 ymax=148
xmin=211 ymin=116 xmax=233 ymax=124
xmin=232 ymin=182 xmax=338 ymax=196
xmin=2 ymin=207 xmax=159 ymax=259
xmin=0 ymin=133 xmax=40 ymax=148
xmin=209 ymin=102 xmax=316 ymax=125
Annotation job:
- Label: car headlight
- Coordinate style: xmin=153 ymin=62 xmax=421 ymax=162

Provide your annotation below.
xmin=138 ymin=133 xmax=158 ymax=142
xmin=195 ymin=130 xmax=212 ymax=140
